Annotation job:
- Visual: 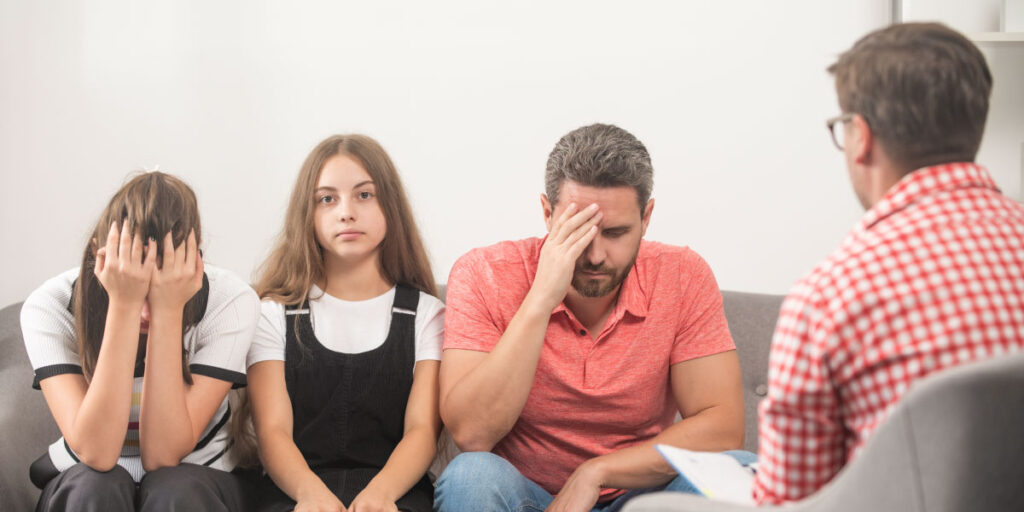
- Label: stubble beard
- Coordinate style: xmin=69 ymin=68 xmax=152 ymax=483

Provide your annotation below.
xmin=571 ymin=254 xmax=638 ymax=298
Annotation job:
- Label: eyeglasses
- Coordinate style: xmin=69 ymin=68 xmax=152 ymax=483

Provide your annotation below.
xmin=825 ymin=113 xmax=855 ymax=151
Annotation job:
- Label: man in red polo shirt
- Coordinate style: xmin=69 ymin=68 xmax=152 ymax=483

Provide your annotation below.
xmin=434 ymin=124 xmax=746 ymax=511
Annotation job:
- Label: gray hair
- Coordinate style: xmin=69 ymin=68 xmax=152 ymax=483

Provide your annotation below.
xmin=545 ymin=123 xmax=653 ymax=212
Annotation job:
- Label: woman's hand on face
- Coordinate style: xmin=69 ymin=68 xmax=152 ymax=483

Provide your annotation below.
xmin=94 ymin=221 xmax=156 ymax=308
xmin=148 ymin=229 xmax=204 ymax=315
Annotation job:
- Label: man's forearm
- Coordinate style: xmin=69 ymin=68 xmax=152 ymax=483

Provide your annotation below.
xmin=585 ymin=404 xmax=745 ymax=490
xmin=441 ymin=291 xmax=554 ymax=451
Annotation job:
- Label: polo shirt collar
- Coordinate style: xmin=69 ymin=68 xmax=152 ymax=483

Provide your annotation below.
xmin=857 ymin=162 xmax=999 ymax=232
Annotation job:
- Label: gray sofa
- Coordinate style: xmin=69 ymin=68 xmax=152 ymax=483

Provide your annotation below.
xmin=625 ymin=350 xmax=1024 ymax=512
xmin=0 ymin=290 xmax=785 ymax=510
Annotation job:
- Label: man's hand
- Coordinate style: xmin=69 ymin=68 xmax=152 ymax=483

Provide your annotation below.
xmin=547 ymin=460 xmax=604 ymax=512
xmin=148 ymin=229 xmax=203 ymax=315
xmin=531 ymin=202 xmax=602 ymax=311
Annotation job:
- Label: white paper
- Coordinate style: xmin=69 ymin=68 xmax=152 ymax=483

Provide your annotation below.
xmin=655 ymin=444 xmax=755 ymax=505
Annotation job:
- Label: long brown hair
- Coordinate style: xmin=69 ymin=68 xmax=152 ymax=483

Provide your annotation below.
xmin=255 ymin=134 xmax=436 ymax=301
xmin=234 ymin=135 xmax=439 ymax=468
xmin=73 ymin=171 xmax=203 ymax=381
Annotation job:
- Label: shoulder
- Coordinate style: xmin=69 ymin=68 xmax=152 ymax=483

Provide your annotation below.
xmin=453 ymin=238 xmax=540 ymax=270
xmin=258 ymin=296 xmax=287 ymax=319
xmin=199 ymin=264 xmax=260 ymax=325
xmin=450 ymin=238 xmax=540 ymax=284
xmin=417 ymin=290 xmax=445 ymax=313
xmin=22 ymin=268 xmax=79 ymax=319
xmin=203 ymin=265 xmax=259 ymax=308
xmin=636 ymin=241 xmax=716 ymax=283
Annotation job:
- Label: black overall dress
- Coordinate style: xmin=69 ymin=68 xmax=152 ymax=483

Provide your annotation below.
xmin=257 ymin=285 xmax=434 ymax=512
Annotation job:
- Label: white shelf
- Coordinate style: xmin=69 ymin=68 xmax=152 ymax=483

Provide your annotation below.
xmin=969 ymin=32 xmax=1024 ymax=43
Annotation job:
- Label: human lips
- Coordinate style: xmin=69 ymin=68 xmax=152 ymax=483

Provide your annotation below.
xmin=336 ymin=229 xmax=364 ymax=241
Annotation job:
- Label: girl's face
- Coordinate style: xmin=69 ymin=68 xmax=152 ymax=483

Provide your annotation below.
xmin=313 ymin=154 xmax=387 ymax=268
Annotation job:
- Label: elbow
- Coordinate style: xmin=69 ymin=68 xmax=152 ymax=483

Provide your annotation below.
xmin=448 ymin=424 xmax=499 ymax=453
xmin=77 ymin=454 xmax=120 ymax=473
xmin=141 ymin=452 xmax=184 ymax=473
xmin=67 ymin=442 xmax=121 ymax=473
xmin=728 ymin=426 xmax=746 ymax=451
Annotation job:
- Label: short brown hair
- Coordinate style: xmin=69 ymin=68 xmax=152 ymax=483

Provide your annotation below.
xmin=829 ymin=23 xmax=992 ymax=171
xmin=545 ymin=123 xmax=653 ymax=212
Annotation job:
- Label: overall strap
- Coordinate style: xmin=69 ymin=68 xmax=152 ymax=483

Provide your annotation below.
xmin=391 ymin=285 xmax=420 ymax=318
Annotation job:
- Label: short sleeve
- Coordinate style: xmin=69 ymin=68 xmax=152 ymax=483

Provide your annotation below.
xmin=187 ymin=269 xmax=259 ymax=388
xmin=21 ymin=269 xmax=84 ymax=389
xmin=247 ymin=299 xmax=287 ymax=367
xmin=442 ymin=250 xmax=503 ymax=353
xmin=671 ymin=253 xmax=735 ymax=365
xmin=414 ymin=292 xmax=444 ymax=362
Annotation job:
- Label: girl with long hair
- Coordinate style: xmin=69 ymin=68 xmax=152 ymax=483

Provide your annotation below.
xmin=21 ymin=172 xmax=260 ymax=511
xmin=247 ymin=134 xmax=442 ymax=512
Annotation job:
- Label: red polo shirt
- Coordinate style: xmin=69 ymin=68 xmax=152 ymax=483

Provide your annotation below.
xmin=444 ymin=238 xmax=735 ymax=497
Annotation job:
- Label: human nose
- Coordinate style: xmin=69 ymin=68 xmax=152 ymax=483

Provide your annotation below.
xmin=140 ymin=300 xmax=151 ymax=322
xmin=335 ymin=197 xmax=356 ymax=222
xmin=582 ymin=237 xmax=606 ymax=267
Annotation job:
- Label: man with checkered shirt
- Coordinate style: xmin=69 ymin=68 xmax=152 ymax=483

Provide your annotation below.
xmin=754 ymin=22 xmax=1024 ymax=504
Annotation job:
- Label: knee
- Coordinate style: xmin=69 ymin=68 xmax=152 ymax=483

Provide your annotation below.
xmin=435 ymin=452 xmax=542 ymax=512
xmin=40 ymin=464 xmax=135 ymax=511
xmin=436 ymin=452 xmax=517 ymax=492
xmin=67 ymin=463 xmax=135 ymax=492
xmin=138 ymin=464 xmax=209 ymax=507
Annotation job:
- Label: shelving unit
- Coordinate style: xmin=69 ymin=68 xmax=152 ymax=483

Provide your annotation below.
xmin=969 ymin=32 xmax=1024 ymax=43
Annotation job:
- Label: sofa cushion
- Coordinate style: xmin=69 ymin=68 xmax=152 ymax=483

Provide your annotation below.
xmin=0 ymin=302 xmax=60 ymax=511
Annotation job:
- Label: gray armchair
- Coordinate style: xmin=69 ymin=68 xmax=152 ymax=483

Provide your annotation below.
xmin=624 ymin=350 xmax=1024 ymax=512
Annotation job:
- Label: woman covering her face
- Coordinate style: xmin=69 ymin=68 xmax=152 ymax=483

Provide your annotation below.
xmin=22 ymin=171 xmax=259 ymax=511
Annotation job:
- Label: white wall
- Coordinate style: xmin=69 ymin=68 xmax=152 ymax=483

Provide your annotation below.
xmin=2 ymin=0 xmax=1021 ymax=307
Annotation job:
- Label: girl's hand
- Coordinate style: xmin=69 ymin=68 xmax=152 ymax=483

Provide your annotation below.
xmin=348 ymin=486 xmax=398 ymax=512
xmin=148 ymin=229 xmax=203 ymax=314
xmin=294 ymin=488 xmax=346 ymax=512
xmin=94 ymin=221 xmax=156 ymax=308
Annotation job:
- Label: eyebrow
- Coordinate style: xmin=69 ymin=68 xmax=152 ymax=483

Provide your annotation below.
xmin=602 ymin=225 xmax=632 ymax=231
xmin=315 ymin=180 xmax=375 ymax=193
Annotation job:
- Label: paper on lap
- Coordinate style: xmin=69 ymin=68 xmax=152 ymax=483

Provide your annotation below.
xmin=655 ymin=444 xmax=756 ymax=505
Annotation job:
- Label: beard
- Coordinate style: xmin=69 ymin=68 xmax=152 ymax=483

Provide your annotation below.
xmin=571 ymin=254 xmax=637 ymax=298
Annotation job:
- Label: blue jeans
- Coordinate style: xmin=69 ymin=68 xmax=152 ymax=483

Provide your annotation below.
xmin=435 ymin=451 xmax=753 ymax=512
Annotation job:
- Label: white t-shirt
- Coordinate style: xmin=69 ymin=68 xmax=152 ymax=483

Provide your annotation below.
xmin=247 ymin=285 xmax=444 ymax=369
xmin=20 ymin=264 xmax=260 ymax=482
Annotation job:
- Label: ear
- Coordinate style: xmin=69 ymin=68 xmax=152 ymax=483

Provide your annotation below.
xmin=849 ymin=114 xmax=873 ymax=165
xmin=640 ymin=198 xmax=654 ymax=236
xmin=541 ymin=193 xmax=554 ymax=232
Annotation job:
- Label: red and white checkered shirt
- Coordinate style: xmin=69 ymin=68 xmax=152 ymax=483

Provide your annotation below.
xmin=753 ymin=162 xmax=1024 ymax=505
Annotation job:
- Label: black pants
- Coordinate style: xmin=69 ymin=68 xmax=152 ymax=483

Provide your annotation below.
xmin=36 ymin=463 xmax=252 ymax=512
xmin=254 ymin=467 xmax=433 ymax=512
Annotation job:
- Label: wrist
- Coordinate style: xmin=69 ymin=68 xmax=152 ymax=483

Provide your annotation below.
xmin=295 ymin=478 xmax=332 ymax=502
xmin=523 ymin=287 xmax=561 ymax=317
xmin=578 ymin=457 xmax=609 ymax=488
xmin=362 ymin=476 xmax=400 ymax=503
